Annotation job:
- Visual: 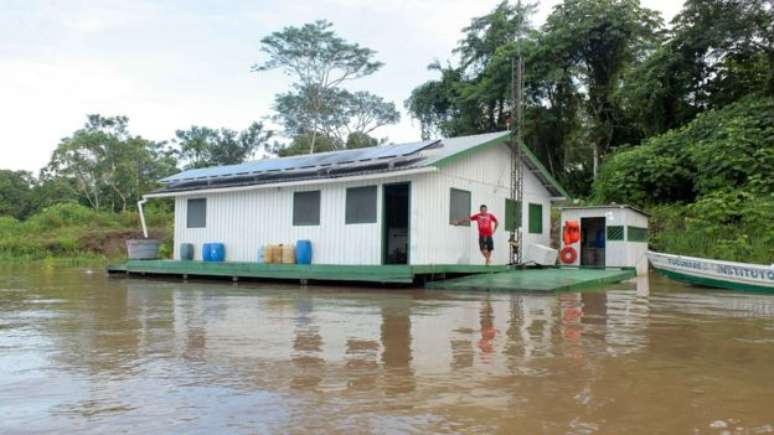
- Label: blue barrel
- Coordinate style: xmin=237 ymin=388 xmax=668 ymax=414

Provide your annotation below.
xmin=296 ymin=240 xmax=312 ymax=265
xmin=202 ymin=243 xmax=212 ymax=262
xmin=207 ymin=243 xmax=225 ymax=262
xmin=179 ymin=243 xmax=194 ymax=261
xmin=256 ymin=245 xmax=265 ymax=263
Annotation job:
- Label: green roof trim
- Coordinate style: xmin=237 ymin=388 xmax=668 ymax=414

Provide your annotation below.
xmin=519 ymin=141 xmax=572 ymax=199
xmin=431 ymin=132 xmax=571 ymax=200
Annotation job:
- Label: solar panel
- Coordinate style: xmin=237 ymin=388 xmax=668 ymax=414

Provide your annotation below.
xmin=161 ymin=139 xmax=440 ymax=184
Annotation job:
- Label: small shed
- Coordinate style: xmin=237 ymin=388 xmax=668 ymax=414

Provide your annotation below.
xmin=559 ymin=205 xmax=649 ymax=275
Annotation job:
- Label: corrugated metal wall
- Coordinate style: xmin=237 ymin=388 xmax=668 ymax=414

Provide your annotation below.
xmin=173 ymin=143 xmax=554 ymax=265
xmin=410 ymin=143 xmax=552 ymax=265
xmin=174 ymin=175 xmax=411 ymax=264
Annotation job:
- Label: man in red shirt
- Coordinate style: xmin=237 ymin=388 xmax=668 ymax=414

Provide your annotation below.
xmin=456 ymin=204 xmax=499 ymax=265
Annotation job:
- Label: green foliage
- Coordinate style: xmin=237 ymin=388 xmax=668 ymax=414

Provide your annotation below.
xmin=174 ymin=122 xmax=272 ymax=169
xmin=593 ymin=96 xmax=774 ymax=205
xmin=0 ymin=203 xmax=173 ymax=261
xmin=253 ymin=20 xmax=382 ymax=85
xmin=649 ymin=191 xmax=774 ymax=264
xmin=0 ymin=170 xmax=36 ymax=219
xmin=542 ymin=0 xmax=663 ymax=159
xmin=44 ymin=114 xmax=177 ymax=211
xmin=254 ymin=20 xmax=398 ymax=154
xmin=405 ymin=0 xmax=663 ymax=195
xmin=619 ymin=0 xmax=774 ymax=138
xmin=272 ymin=86 xmax=398 ymax=154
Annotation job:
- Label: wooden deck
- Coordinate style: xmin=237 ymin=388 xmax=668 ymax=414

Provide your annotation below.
xmin=424 ymin=267 xmax=637 ymax=292
xmin=109 ymin=260 xmax=509 ymax=284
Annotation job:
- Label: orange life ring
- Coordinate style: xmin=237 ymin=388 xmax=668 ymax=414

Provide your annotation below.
xmin=563 ymin=220 xmax=580 ymax=245
xmin=560 ymin=246 xmax=577 ymax=264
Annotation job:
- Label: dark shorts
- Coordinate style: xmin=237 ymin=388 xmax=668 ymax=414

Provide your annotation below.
xmin=478 ymin=236 xmax=494 ymax=251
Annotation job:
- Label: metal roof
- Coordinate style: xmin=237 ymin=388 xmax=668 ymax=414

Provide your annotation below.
xmin=156 ymin=131 xmax=569 ymax=199
xmin=161 ymin=139 xmax=440 ymax=184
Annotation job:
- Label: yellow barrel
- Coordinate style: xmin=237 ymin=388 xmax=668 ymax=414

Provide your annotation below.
xmin=271 ymin=244 xmax=283 ymax=264
xmin=263 ymin=245 xmax=274 ymax=264
xmin=282 ymin=244 xmax=296 ymax=264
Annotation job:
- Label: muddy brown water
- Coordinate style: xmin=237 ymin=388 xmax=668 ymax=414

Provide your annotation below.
xmin=1 ymin=264 xmax=773 ymax=434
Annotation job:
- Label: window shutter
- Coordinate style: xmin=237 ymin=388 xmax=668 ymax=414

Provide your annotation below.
xmin=293 ymin=191 xmax=321 ymax=226
xmin=187 ymin=198 xmax=206 ymax=228
xmin=528 ymin=203 xmax=542 ymax=234
xmin=449 ymin=188 xmax=471 ymax=225
xmin=345 ymin=186 xmax=377 ymax=224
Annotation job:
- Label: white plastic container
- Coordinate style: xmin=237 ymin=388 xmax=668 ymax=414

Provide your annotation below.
xmin=126 ymin=239 xmax=161 ymax=260
xmin=529 ymin=243 xmax=558 ymax=266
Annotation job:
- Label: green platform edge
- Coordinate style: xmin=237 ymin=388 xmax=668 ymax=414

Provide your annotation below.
xmin=655 ymin=268 xmax=774 ymax=293
xmin=112 ymin=260 xmax=510 ymax=284
xmin=425 ymin=267 xmax=637 ymax=292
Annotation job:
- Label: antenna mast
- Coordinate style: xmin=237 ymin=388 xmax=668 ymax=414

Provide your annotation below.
xmin=510 ymin=16 xmax=525 ymax=265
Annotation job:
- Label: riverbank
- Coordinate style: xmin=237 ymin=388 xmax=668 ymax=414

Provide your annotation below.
xmin=1 ymin=201 xmax=769 ymax=265
xmin=0 ymin=203 xmax=171 ymax=262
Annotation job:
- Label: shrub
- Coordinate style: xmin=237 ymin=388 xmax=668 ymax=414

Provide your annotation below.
xmin=593 ymin=95 xmax=774 ymax=205
xmin=649 ymin=190 xmax=774 ymax=263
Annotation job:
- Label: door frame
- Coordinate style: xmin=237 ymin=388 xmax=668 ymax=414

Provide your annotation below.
xmin=580 ymin=216 xmax=606 ymax=267
xmin=381 ymin=181 xmax=411 ymax=265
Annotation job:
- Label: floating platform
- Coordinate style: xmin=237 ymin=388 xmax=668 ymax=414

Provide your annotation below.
xmin=108 ymin=260 xmax=509 ymax=284
xmin=107 ymin=260 xmax=636 ymax=291
xmin=425 ymin=267 xmax=636 ymax=292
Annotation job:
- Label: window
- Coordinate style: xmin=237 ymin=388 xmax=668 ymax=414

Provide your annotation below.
xmin=607 ymin=225 xmax=625 ymax=241
xmin=627 ymin=226 xmax=648 ymax=242
xmin=449 ymin=188 xmax=471 ymax=225
xmin=528 ymin=203 xmax=543 ymax=234
xmin=293 ymin=191 xmax=321 ymax=226
xmin=346 ymin=186 xmax=377 ymax=224
xmin=186 ymin=198 xmax=206 ymax=228
xmin=505 ymin=198 xmax=521 ymax=231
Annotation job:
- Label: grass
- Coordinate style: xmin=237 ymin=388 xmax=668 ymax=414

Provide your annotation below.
xmin=0 ymin=203 xmax=172 ymax=262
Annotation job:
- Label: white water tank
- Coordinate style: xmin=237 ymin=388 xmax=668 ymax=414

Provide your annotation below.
xmin=530 ymin=243 xmax=558 ymax=266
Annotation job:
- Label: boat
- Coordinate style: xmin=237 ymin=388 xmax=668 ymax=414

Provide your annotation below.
xmin=647 ymin=251 xmax=774 ymax=292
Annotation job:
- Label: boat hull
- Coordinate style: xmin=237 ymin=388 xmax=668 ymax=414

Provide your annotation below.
xmin=647 ymin=251 xmax=774 ymax=293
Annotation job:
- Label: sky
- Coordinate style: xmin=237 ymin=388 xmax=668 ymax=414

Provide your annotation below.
xmin=0 ymin=0 xmax=683 ymax=173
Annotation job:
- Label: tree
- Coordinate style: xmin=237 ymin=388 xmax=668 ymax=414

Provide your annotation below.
xmin=273 ymin=86 xmax=398 ymax=155
xmin=406 ymin=1 xmax=538 ymax=139
xmin=619 ymin=0 xmax=774 ymax=138
xmin=45 ymin=115 xmax=177 ymax=212
xmin=0 ymin=170 xmax=35 ymax=219
xmin=542 ymin=0 xmax=663 ymax=176
xmin=173 ymin=122 xmax=272 ymax=169
xmin=254 ymin=20 xmax=398 ymax=153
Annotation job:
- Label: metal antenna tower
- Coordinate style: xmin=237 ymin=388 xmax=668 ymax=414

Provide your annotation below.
xmin=509 ymin=32 xmax=525 ymax=265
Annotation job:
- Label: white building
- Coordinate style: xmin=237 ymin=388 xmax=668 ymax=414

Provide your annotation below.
xmin=559 ymin=205 xmax=649 ymax=275
xmin=146 ymin=131 xmax=569 ymax=266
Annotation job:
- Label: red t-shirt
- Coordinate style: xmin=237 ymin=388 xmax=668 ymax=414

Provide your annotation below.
xmin=470 ymin=213 xmax=498 ymax=237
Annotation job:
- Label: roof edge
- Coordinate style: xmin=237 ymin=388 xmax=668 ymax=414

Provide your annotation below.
xmin=145 ymin=167 xmax=438 ymax=198
xmin=431 ymin=131 xmax=571 ymax=200
xmin=559 ymin=204 xmax=650 ymax=217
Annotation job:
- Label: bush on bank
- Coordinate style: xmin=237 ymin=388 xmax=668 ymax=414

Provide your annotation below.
xmin=0 ymin=203 xmax=172 ymax=261
xmin=591 ymin=96 xmax=774 ymax=263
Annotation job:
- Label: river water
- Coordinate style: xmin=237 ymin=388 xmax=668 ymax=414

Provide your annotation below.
xmin=1 ymin=264 xmax=773 ymax=434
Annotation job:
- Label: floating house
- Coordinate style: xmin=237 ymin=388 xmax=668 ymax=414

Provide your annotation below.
xmin=559 ymin=205 xmax=649 ymax=275
xmin=143 ymin=131 xmax=569 ymax=267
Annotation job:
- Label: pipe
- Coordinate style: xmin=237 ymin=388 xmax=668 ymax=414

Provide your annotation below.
xmin=137 ymin=198 xmax=148 ymax=238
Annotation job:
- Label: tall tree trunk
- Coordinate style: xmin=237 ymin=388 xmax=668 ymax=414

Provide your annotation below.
xmin=309 ymin=129 xmax=317 ymax=154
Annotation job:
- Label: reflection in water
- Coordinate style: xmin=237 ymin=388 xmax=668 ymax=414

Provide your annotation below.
xmin=381 ymin=299 xmax=414 ymax=395
xmin=291 ymin=294 xmax=325 ymax=390
xmin=1 ymin=265 xmax=774 ymax=434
